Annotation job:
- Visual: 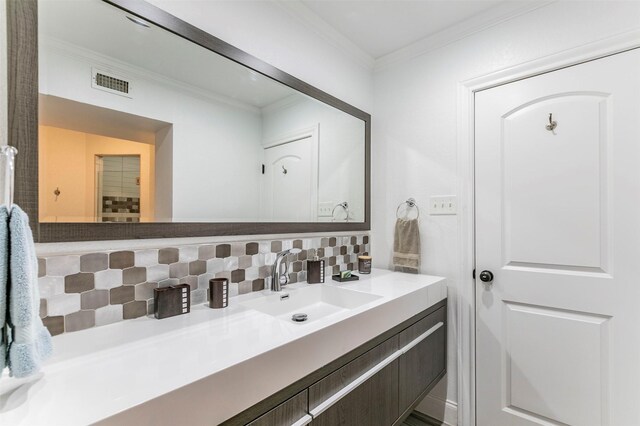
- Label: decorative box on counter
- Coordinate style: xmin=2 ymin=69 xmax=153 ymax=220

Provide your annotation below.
xmin=154 ymin=284 xmax=190 ymax=319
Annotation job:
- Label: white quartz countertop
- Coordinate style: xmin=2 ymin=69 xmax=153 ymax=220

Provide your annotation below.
xmin=0 ymin=269 xmax=446 ymax=425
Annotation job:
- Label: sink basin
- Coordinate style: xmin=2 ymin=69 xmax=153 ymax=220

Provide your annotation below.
xmin=239 ymin=285 xmax=382 ymax=324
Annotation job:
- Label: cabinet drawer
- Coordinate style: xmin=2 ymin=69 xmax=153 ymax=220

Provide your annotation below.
xmin=247 ymin=390 xmax=310 ymax=426
xmin=309 ymin=335 xmax=398 ymax=411
xmin=398 ymin=306 xmax=447 ymax=411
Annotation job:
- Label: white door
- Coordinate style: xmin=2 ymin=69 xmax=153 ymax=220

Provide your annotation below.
xmin=263 ymin=137 xmax=316 ymax=221
xmin=475 ymin=49 xmax=640 ymax=426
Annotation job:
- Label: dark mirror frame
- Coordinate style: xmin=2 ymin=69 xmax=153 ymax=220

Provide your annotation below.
xmin=7 ymin=0 xmax=370 ymax=242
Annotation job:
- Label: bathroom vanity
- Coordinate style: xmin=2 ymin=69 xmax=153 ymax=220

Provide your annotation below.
xmin=0 ymin=270 xmax=446 ymax=425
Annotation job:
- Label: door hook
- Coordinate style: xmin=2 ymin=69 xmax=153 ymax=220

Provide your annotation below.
xmin=281 ymin=165 xmax=288 ymax=175
xmin=546 ymin=113 xmax=557 ymax=132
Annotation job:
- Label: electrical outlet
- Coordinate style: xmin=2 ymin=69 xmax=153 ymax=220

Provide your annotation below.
xmin=318 ymin=202 xmax=334 ymax=217
xmin=428 ymin=196 xmax=457 ymax=215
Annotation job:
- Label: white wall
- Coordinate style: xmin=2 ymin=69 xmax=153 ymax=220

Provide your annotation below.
xmin=372 ymin=1 xmax=640 ymax=423
xmin=40 ymin=43 xmax=264 ymax=222
xmin=262 ymin=96 xmax=366 ymax=222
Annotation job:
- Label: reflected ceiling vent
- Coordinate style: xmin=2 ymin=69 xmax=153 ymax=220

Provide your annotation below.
xmin=91 ymin=68 xmax=133 ymax=98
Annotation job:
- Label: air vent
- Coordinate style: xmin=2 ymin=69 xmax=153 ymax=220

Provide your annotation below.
xmin=92 ymin=68 xmax=133 ymax=98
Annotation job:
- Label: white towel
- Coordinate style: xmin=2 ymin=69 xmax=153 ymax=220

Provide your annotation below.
xmin=8 ymin=205 xmax=52 ymax=378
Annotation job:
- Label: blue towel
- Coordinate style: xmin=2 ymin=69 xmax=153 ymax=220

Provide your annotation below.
xmin=7 ymin=205 xmax=52 ymax=378
xmin=0 ymin=205 xmax=8 ymax=375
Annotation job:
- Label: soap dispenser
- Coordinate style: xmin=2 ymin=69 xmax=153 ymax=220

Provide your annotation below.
xmin=306 ymin=250 xmax=325 ymax=284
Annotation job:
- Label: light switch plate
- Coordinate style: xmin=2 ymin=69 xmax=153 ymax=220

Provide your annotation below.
xmin=318 ymin=202 xmax=333 ymax=217
xmin=428 ymin=196 xmax=457 ymax=215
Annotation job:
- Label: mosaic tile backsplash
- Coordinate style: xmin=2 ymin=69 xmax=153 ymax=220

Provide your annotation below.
xmin=37 ymin=234 xmax=370 ymax=336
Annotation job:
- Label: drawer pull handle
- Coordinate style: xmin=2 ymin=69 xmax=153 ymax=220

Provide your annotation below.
xmin=308 ymin=321 xmax=444 ymax=419
xmin=291 ymin=414 xmax=312 ymax=426
xmin=309 ymin=350 xmax=402 ymax=418
xmin=400 ymin=321 xmax=444 ymax=354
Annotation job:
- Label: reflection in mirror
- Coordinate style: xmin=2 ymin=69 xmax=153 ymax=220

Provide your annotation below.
xmin=38 ymin=0 xmax=365 ymax=223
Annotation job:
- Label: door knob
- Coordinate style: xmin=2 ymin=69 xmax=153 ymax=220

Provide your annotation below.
xmin=479 ymin=270 xmax=494 ymax=283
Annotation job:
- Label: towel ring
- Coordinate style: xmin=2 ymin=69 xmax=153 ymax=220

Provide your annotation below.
xmin=396 ymin=198 xmax=419 ymax=219
xmin=332 ymin=202 xmax=350 ymax=222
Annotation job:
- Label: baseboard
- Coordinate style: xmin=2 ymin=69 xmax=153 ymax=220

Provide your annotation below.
xmin=415 ymin=395 xmax=458 ymax=426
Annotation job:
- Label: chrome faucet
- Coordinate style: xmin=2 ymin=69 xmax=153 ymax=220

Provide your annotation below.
xmin=271 ymin=248 xmax=302 ymax=291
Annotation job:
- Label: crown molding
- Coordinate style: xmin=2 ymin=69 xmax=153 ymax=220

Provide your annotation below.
xmin=274 ymin=0 xmax=376 ymax=71
xmin=374 ymin=0 xmax=557 ymax=72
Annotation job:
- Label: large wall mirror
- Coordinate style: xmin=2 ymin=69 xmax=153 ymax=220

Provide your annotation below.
xmin=8 ymin=0 xmax=370 ymax=241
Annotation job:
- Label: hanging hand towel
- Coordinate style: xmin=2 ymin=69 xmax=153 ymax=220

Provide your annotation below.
xmin=393 ymin=218 xmax=420 ymax=273
xmin=8 ymin=205 xmax=52 ymax=378
xmin=0 ymin=205 xmax=8 ymax=376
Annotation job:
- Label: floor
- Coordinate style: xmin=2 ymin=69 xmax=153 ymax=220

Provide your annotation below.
xmin=402 ymin=411 xmax=444 ymax=426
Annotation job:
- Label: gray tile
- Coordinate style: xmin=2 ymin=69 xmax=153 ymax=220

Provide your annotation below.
xmin=351 ymin=236 xmax=357 ymax=245
xmin=147 ymin=264 xmax=170 ymax=282
xmin=81 ymin=290 xmax=109 ymax=310
xmin=39 ymin=276 xmax=64 ymax=298
xmin=110 ymin=286 xmax=135 ymax=304
xmin=135 ymin=282 xmax=158 ymax=301
xmin=297 ymin=250 xmax=308 ymax=261
xmin=231 ymin=269 xmax=245 ymax=283
xmin=317 ymin=248 xmax=325 ymax=258
xmin=39 ymin=299 xmax=47 ymax=318
xmin=292 ymin=261 xmax=302 ymax=273
xmin=94 ymin=269 xmax=123 ymax=290
xmin=238 ymin=255 xmax=252 ymax=269
xmin=43 ymin=316 xmax=64 ymax=336
xmin=80 ymin=253 xmax=108 ymax=273
xmin=245 ymin=242 xmax=259 ymax=256
xmin=123 ymin=301 xmax=147 ymax=319
xmin=293 ymin=239 xmax=303 ymax=249
xmin=329 ymin=237 xmax=337 ymax=247
xmin=65 ymin=310 xmax=95 ymax=332
xmin=123 ymin=267 xmax=147 ymax=285
xmin=135 ymin=249 xmax=159 ymax=267
xmin=38 ymin=258 xmax=46 ymax=278
xmin=147 ymin=300 xmax=155 ymax=316
xmin=47 ymin=293 xmax=81 ymax=316
xmin=238 ymin=280 xmax=252 ymax=294
xmin=198 ymin=245 xmax=216 ymax=260
xmin=109 ymin=251 xmax=135 ymax=269
xmin=363 ymin=236 xmax=369 ymax=244
xmin=179 ymin=246 xmax=199 ymax=262
xmin=170 ymin=262 xmax=189 ymax=278
xmin=288 ymin=272 xmax=297 ymax=284
xmin=180 ymin=275 xmax=198 ymax=291
xmin=191 ymin=289 xmax=207 ymax=305
xmin=95 ymin=304 xmax=123 ymax=326
xmin=231 ymin=243 xmax=245 ymax=257
xmin=252 ymin=279 xmax=265 ymax=291
xmin=189 ymin=260 xmax=206 ymax=275
xmin=328 ymin=256 xmax=337 ymax=266
xmin=320 ymin=238 xmax=329 ymax=248
xmin=340 ymin=246 xmax=347 ymax=255
xmin=271 ymin=241 xmax=282 ymax=253
xmin=65 ymin=273 xmax=95 ymax=293
xmin=46 ymin=255 xmax=80 ymax=276
xmin=158 ymin=278 xmax=179 ymax=288
xmin=158 ymin=248 xmax=179 ymax=264
xmin=216 ymin=244 xmax=231 ymax=258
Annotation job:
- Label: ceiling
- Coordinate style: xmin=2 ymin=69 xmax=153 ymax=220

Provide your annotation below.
xmin=300 ymin=0 xmax=508 ymax=59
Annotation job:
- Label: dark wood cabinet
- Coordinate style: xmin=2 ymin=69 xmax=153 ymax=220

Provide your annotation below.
xmin=247 ymin=390 xmax=309 ymax=426
xmin=309 ymin=337 xmax=399 ymax=426
xmin=222 ymin=299 xmax=447 ymax=426
xmin=397 ymin=306 xmax=447 ymax=421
